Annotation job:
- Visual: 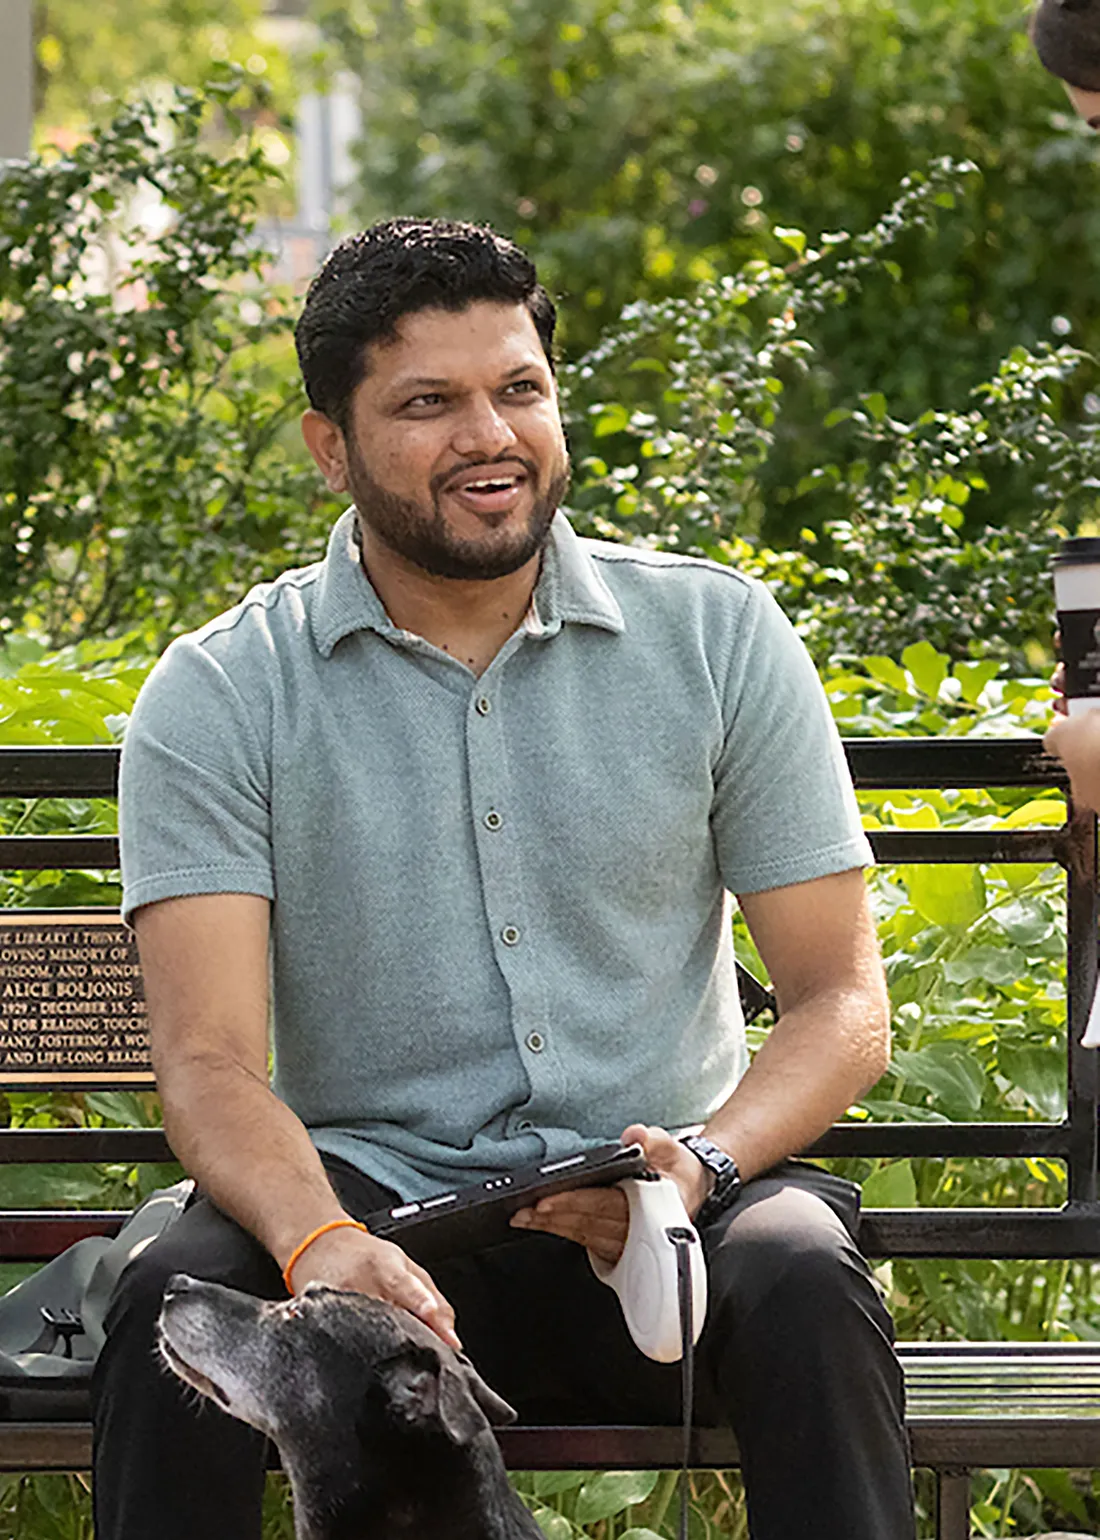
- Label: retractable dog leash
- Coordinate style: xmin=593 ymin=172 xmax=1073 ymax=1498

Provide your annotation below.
xmin=587 ymin=1176 xmax=706 ymax=1540
xmin=670 ymin=1227 xmax=697 ymax=1540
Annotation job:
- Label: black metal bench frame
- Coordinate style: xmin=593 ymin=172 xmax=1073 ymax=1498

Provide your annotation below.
xmin=0 ymin=738 xmax=1097 ymax=1540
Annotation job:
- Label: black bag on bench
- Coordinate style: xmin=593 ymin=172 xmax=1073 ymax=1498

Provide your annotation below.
xmin=0 ymin=1180 xmax=193 ymax=1418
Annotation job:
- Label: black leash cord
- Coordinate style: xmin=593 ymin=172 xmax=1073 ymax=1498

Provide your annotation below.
xmin=669 ymin=1228 xmax=697 ymax=1540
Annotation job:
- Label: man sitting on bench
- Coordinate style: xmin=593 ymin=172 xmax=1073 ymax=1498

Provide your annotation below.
xmin=92 ymin=218 xmax=917 ymax=1540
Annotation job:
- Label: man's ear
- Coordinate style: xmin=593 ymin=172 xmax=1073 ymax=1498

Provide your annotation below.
xmin=301 ymin=409 xmax=350 ymax=494
xmin=377 ymin=1345 xmax=514 ymax=1446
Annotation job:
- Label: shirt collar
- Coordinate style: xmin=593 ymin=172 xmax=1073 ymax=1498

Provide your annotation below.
xmin=310 ymin=508 xmax=624 ymax=658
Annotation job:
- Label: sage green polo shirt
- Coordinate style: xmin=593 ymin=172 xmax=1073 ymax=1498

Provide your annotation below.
xmin=119 ymin=509 xmax=871 ymax=1201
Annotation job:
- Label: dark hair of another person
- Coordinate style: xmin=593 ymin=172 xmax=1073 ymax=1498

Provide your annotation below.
xmin=1030 ymin=0 xmax=1100 ymax=90
xmin=294 ymin=217 xmax=557 ymax=430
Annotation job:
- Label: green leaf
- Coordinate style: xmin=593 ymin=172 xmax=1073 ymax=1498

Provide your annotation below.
xmin=84 ymin=1090 xmax=157 ymax=1127
xmin=620 ymin=1531 xmax=667 ymax=1540
xmin=993 ymin=898 xmax=1055 ymax=948
xmin=861 ymin=1159 xmax=917 ymax=1208
xmin=863 ymin=656 xmax=911 ymax=693
xmin=0 ymin=1163 xmax=118 ymax=1208
xmin=901 ymin=641 xmax=949 ymax=700
xmin=893 ymin=1044 xmax=986 ymax=1114
xmin=862 ymin=391 xmax=887 ymax=422
xmin=952 ymin=660 xmax=1002 ymax=704
xmin=528 ymin=1472 xmax=587 ymax=1498
xmin=942 ymin=945 xmax=1026 ymax=986
xmin=993 ymin=799 xmax=1066 ymax=830
xmin=998 ymin=1045 xmax=1065 ymax=1120
xmin=532 ymin=1510 xmax=577 ymax=1540
xmin=902 ymin=864 xmax=986 ymax=929
xmin=593 ymin=403 xmax=630 ymax=437
xmin=574 ymin=1471 xmax=660 ymax=1524
xmin=773 ymin=225 xmax=806 ymax=258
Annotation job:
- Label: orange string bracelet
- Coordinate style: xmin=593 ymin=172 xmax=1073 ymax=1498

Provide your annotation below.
xmin=282 ymin=1218 xmax=368 ymax=1294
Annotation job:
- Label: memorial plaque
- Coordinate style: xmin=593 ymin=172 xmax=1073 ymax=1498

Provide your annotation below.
xmin=0 ymin=913 xmax=152 ymax=1088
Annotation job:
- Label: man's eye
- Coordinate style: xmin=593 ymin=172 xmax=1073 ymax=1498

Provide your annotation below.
xmin=406 ymin=393 xmax=444 ymax=409
xmin=506 ymin=380 xmax=540 ymax=396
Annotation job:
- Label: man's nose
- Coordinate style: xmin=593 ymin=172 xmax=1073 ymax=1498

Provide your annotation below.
xmin=450 ymin=395 xmax=519 ymax=459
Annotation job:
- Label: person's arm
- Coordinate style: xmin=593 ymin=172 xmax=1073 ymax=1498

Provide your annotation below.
xmin=698 ymin=864 xmax=888 ymax=1176
xmin=136 ymin=891 xmax=461 ymax=1347
xmin=513 ymin=865 xmax=889 ymax=1259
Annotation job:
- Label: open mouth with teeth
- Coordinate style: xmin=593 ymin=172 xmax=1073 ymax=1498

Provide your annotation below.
xmin=445 ymin=469 xmax=530 ymax=516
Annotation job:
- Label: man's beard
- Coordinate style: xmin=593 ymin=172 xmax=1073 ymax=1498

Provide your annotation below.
xmin=345 ymin=437 xmax=570 ymax=582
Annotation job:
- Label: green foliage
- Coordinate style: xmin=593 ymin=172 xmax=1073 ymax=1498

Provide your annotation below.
xmin=563 ymin=163 xmax=1097 ymax=665
xmin=0 ymin=79 xmax=340 ymax=647
xmin=7 ymin=80 xmax=1090 ymax=670
xmin=321 ymin=0 xmax=1100 ymax=539
xmin=511 ymin=1468 xmax=744 ymax=1540
xmin=32 ymin=0 xmax=290 ymax=133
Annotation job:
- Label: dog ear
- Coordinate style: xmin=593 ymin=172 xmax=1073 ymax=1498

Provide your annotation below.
xmin=454 ymin=1354 xmax=517 ymax=1429
xmin=378 ymin=1346 xmax=517 ymax=1446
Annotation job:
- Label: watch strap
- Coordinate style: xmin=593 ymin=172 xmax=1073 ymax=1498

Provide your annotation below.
xmin=679 ymin=1133 xmax=742 ymax=1226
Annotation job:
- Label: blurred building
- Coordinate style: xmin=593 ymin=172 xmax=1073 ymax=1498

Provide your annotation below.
xmin=0 ymin=0 xmax=33 ymax=159
xmin=257 ymin=0 xmax=361 ymax=288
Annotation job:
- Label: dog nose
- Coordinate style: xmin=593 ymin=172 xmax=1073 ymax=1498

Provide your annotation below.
xmin=163 ymin=1273 xmax=200 ymax=1304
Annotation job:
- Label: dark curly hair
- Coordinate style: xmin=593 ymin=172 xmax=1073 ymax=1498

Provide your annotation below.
xmin=294 ymin=218 xmax=557 ymax=430
xmin=1030 ymin=0 xmax=1100 ymax=91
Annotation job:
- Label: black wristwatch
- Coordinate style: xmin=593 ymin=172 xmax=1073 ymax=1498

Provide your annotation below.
xmin=679 ymin=1133 xmax=742 ymax=1226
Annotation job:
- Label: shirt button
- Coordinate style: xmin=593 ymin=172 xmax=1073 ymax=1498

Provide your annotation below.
xmin=500 ymin=924 xmax=521 ymax=946
xmin=475 ymin=695 xmax=492 ymax=716
xmin=484 ymin=809 xmax=503 ymax=831
xmin=525 ymin=1031 xmax=545 ymax=1053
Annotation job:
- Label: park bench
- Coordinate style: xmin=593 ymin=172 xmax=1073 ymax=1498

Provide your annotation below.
xmin=0 ymin=737 xmax=1098 ymax=1540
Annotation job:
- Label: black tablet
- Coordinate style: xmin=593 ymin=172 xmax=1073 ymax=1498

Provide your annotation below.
xmin=364 ymin=1141 xmax=649 ymax=1263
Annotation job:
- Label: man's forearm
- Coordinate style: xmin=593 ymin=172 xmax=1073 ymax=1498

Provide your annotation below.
xmin=158 ymin=1050 xmax=348 ymax=1272
xmin=703 ymin=982 xmax=889 ymax=1181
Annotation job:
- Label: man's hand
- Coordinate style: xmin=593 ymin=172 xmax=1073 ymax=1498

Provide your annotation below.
xmin=287 ymin=1224 xmax=462 ymax=1350
xmin=508 ymin=1125 xmax=710 ymax=1264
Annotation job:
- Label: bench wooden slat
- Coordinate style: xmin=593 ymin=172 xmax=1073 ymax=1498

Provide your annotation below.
xmin=0 ymin=738 xmax=1068 ymax=796
xmin=0 ymin=829 xmax=1070 ymax=876
xmin=6 ymin=1204 xmax=1100 ymax=1262
xmin=0 ymin=1122 xmax=1069 ymax=1164
xmin=0 ymin=1125 xmax=1069 ymax=1162
xmin=4 ymin=1410 xmax=1100 ymax=1476
xmin=0 ymin=1214 xmax=130 ymax=1258
xmin=860 ymin=1206 xmax=1100 ymax=1257
xmin=0 ymin=836 xmax=118 ymax=871
xmin=0 ymin=1131 xmax=173 ymax=1163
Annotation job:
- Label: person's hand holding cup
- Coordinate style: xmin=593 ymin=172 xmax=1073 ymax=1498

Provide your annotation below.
xmin=1044 ymin=536 xmax=1100 ymax=812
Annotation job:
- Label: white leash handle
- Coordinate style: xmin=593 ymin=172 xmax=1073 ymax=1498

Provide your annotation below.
xmin=587 ymin=1174 xmax=707 ymax=1362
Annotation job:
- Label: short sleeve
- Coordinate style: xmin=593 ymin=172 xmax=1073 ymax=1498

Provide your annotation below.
xmin=119 ymin=637 xmax=274 ymax=924
xmin=711 ymin=582 xmax=872 ymax=895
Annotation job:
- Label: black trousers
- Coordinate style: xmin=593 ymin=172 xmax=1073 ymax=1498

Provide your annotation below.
xmin=91 ymin=1158 xmax=918 ymax=1540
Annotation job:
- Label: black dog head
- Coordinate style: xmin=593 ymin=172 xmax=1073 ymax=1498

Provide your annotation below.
xmin=158 ymin=1275 xmax=526 ymax=1539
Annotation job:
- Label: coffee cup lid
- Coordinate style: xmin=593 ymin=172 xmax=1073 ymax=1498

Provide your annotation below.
xmin=1054 ymin=536 xmax=1100 ymax=566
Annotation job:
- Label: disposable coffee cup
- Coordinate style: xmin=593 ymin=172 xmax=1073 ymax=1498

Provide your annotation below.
xmin=1053 ymin=537 xmax=1100 ymax=1046
xmin=1054 ymin=536 xmax=1100 ymax=717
